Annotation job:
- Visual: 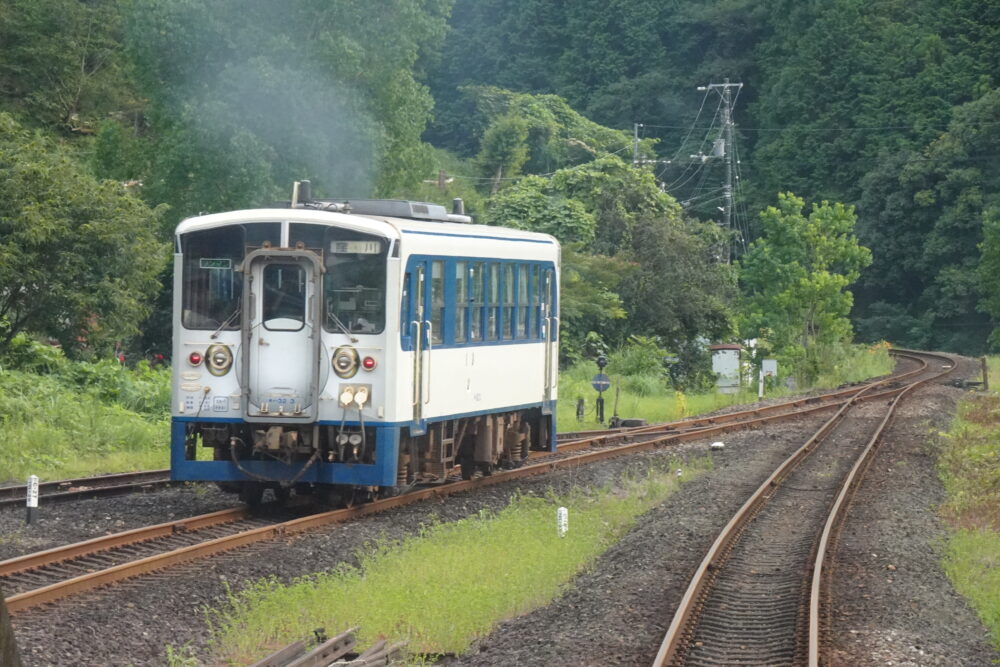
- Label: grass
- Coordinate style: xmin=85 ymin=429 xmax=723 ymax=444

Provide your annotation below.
xmin=558 ymin=342 xmax=894 ymax=430
xmin=0 ymin=362 xmax=171 ymax=483
xmin=938 ymin=356 xmax=1000 ymax=649
xmin=206 ymin=457 xmax=710 ymax=663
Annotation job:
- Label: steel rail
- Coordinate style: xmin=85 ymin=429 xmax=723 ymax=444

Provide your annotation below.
xmin=649 ymin=350 xmax=954 ymax=666
xmin=0 ymin=507 xmax=249 ymax=578
xmin=5 ymin=352 xmax=930 ymax=614
xmin=0 ymin=469 xmax=172 ymax=508
xmin=807 ymin=350 xmax=957 ymax=665
xmin=557 ymin=353 xmax=927 ymax=453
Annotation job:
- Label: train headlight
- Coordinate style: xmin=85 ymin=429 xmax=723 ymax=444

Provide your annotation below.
xmin=205 ymin=344 xmax=233 ymax=376
xmin=332 ymin=346 xmax=359 ymax=378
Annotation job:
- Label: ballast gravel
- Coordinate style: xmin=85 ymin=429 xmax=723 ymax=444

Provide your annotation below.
xmin=4 ymin=356 xmax=997 ymax=666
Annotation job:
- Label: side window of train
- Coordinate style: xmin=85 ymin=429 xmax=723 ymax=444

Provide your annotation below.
xmin=431 ymin=260 xmax=444 ymax=344
xmin=541 ymin=268 xmax=554 ymax=339
xmin=517 ymin=264 xmax=529 ymax=338
xmin=455 ymin=261 xmax=467 ymax=343
xmin=400 ymin=272 xmax=411 ymax=347
xmin=487 ymin=263 xmax=500 ymax=341
xmin=503 ymin=263 xmax=514 ymax=340
xmin=470 ymin=262 xmax=485 ymax=341
xmin=533 ymin=265 xmax=542 ymax=338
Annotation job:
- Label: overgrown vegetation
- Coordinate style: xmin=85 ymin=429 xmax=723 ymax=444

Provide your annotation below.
xmin=558 ymin=340 xmax=892 ymax=430
xmin=0 ymin=335 xmax=170 ymax=482
xmin=206 ymin=458 xmax=709 ymax=663
xmin=938 ymin=358 xmax=1000 ymax=649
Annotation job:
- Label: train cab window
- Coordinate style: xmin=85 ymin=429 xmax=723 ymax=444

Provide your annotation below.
xmin=244 ymin=222 xmax=281 ymax=249
xmin=455 ymin=261 xmax=467 ymax=343
xmin=323 ymin=229 xmax=388 ymax=334
xmin=470 ymin=262 xmax=484 ymax=341
xmin=180 ymin=226 xmax=244 ymax=330
xmin=517 ymin=264 xmax=530 ymax=338
xmin=502 ymin=264 xmax=514 ymax=340
xmin=262 ymin=263 xmax=306 ymax=331
xmin=431 ymin=260 xmax=444 ymax=344
xmin=289 ymin=223 xmax=325 ymax=250
xmin=487 ymin=263 xmax=500 ymax=341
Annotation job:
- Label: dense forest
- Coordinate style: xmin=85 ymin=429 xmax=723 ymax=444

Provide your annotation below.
xmin=0 ymin=0 xmax=998 ymax=380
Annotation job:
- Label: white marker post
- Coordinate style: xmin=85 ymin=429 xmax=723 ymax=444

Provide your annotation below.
xmin=557 ymin=506 xmax=568 ymax=538
xmin=25 ymin=475 xmax=39 ymax=525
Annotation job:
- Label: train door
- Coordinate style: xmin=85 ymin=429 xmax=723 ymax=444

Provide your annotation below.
xmin=407 ymin=262 xmax=431 ymax=432
xmin=242 ymin=250 xmax=323 ymax=422
xmin=542 ymin=268 xmax=557 ymax=411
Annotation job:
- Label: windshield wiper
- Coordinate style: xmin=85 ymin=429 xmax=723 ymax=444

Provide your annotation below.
xmin=327 ymin=311 xmax=358 ymax=343
xmin=210 ymin=307 xmax=241 ymax=339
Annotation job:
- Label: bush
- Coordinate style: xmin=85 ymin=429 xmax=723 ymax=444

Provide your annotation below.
xmin=0 ymin=332 xmax=68 ymax=374
xmin=0 ymin=339 xmax=172 ymax=481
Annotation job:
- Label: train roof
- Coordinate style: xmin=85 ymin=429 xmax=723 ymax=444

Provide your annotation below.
xmin=174 ymin=207 xmax=559 ymax=249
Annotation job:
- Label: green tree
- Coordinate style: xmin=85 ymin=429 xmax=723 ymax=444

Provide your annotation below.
xmin=750 ymin=0 xmax=985 ymax=209
xmin=977 ymin=207 xmax=1000 ymax=348
xmin=481 ymin=175 xmax=596 ymax=244
xmin=854 ymin=88 xmax=1000 ymax=352
xmin=740 ymin=193 xmax=871 ymax=375
xmin=0 ymin=114 xmax=167 ymax=356
xmin=486 ymin=156 xmax=735 ymax=352
xmin=558 ymin=246 xmax=632 ymax=365
xmin=478 ymin=113 xmax=530 ymax=193
xmin=0 ymin=0 xmax=140 ymax=131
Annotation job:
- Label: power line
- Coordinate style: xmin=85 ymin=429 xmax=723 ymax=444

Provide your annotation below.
xmin=638 ymin=121 xmax=1000 ymax=133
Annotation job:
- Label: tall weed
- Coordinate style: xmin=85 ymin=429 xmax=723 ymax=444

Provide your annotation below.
xmin=0 ymin=339 xmax=171 ymax=481
xmin=937 ymin=357 xmax=1000 ymax=650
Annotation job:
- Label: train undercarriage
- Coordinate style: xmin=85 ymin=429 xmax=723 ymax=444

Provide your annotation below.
xmin=183 ymin=408 xmax=553 ymax=507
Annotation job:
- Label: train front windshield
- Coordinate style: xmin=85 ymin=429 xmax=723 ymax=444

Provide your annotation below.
xmin=180 ymin=222 xmax=388 ymax=334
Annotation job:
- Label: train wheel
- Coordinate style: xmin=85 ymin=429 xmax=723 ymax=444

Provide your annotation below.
xmin=459 ymin=450 xmax=475 ymax=480
xmin=239 ymin=482 xmax=265 ymax=507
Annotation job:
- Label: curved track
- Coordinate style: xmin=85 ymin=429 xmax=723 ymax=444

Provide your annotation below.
xmin=650 ymin=349 xmax=957 ymax=666
xmin=3 ymin=351 xmax=938 ymax=615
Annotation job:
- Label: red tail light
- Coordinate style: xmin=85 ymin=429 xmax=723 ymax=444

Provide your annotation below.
xmin=362 ymin=356 xmax=377 ymax=371
xmin=188 ymin=351 xmax=203 ymax=366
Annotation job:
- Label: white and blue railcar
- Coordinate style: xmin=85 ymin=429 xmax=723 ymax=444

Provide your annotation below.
xmin=171 ymin=186 xmax=559 ymax=503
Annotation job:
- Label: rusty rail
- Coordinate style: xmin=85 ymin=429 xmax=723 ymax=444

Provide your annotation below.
xmin=0 ymin=469 xmax=172 ymax=508
xmin=807 ymin=349 xmax=956 ymax=665
xmin=650 ymin=349 xmax=956 ymax=666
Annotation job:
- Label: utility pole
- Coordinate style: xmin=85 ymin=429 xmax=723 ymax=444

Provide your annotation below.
xmin=695 ymin=79 xmax=743 ymax=262
xmin=633 ymin=123 xmax=641 ymax=165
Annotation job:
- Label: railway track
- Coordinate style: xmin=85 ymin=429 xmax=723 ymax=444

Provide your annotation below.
xmin=650 ymin=349 xmax=957 ymax=666
xmin=0 ymin=469 xmax=172 ymax=508
xmin=2 ymin=350 xmax=941 ymax=616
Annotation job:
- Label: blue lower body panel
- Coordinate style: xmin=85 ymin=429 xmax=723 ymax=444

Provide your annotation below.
xmin=170 ymin=419 xmax=400 ymax=487
xmin=170 ymin=401 xmax=557 ymax=486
